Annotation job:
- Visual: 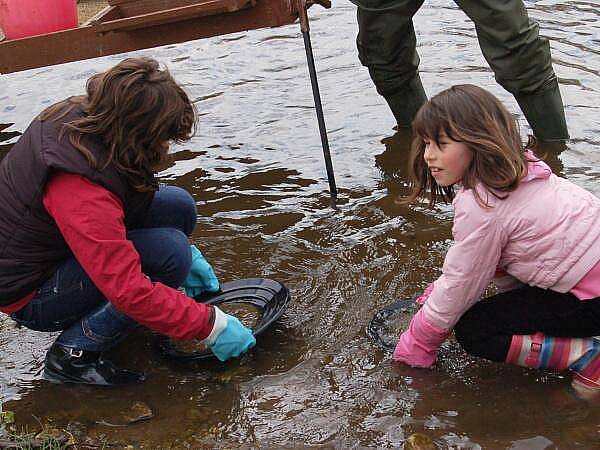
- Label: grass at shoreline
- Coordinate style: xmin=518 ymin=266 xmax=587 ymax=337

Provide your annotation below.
xmin=0 ymin=431 xmax=68 ymax=450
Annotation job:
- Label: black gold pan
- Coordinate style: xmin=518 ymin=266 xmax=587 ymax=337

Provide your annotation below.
xmin=367 ymin=296 xmax=419 ymax=353
xmin=156 ymin=278 xmax=291 ymax=361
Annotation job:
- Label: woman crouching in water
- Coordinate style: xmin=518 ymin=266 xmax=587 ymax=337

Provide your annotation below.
xmin=0 ymin=58 xmax=255 ymax=386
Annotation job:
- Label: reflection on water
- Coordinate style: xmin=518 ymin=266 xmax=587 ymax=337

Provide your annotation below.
xmin=1 ymin=0 xmax=600 ymax=447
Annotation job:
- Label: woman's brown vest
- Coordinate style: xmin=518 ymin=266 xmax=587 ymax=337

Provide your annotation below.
xmin=0 ymin=106 xmax=154 ymax=305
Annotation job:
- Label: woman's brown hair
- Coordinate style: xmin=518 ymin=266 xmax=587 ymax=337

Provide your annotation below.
xmin=39 ymin=57 xmax=196 ymax=192
xmin=405 ymin=84 xmax=533 ymax=207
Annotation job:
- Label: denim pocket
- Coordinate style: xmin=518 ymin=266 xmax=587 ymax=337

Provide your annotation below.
xmin=36 ymin=271 xmax=60 ymax=297
xmin=17 ymin=270 xmax=91 ymax=331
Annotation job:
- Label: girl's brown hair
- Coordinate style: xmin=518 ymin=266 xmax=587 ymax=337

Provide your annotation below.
xmin=406 ymin=84 xmax=533 ymax=207
xmin=39 ymin=57 xmax=196 ymax=192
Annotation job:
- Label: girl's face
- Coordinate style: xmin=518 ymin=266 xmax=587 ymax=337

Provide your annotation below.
xmin=423 ymin=134 xmax=472 ymax=186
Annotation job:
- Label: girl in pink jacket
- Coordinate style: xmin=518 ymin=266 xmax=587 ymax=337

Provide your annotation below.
xmin=393 ymin=84 xmax=600 ymax=399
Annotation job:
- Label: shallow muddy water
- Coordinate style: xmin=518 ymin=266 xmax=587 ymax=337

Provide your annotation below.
xmin=1 ymin=1 xmax=599 ymax=448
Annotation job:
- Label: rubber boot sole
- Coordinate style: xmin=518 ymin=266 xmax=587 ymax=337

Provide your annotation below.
xmin=43 ymin=366 xmax=145 ymax=386
xmin=43 ymin=366 xmax=86 ymax=384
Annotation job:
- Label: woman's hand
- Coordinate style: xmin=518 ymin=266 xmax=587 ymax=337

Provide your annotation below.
xmin=182 ymin=244 xmax=220 ymax=297
xmin=210 ymin=312 xmax=256 ymax=361
xmin=201 ymin=306 xmax=255 ymax=361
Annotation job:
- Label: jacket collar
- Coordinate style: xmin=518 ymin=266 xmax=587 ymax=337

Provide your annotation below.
xmin=523 ymin=151 xmax=552 ymax=182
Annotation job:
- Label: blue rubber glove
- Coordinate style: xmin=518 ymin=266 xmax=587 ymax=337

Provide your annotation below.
xmin=182 ymin=244 xmax=220 ymax=298
xmin=202 ymin=306 xmax=256 ymax=361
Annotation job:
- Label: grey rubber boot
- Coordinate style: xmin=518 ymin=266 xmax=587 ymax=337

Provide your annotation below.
xmin=515 ymin=83 xmax=569 ymax=141
xmin=383 ymin=75 xmax=428 ymax=128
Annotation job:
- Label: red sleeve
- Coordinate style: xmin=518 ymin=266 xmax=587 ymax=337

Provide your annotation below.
xmin=43 ymin=172 xmax=213 ymax=341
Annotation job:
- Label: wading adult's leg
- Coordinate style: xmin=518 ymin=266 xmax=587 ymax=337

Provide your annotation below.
xmin=454 ymin=0 xmax=569 ymax=140
xmin=356 ymin=0 xmax=426 ymax=127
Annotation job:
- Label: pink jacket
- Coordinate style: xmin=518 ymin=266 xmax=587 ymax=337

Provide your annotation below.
xmin=394 ymin=157 xmax=600 ymax=367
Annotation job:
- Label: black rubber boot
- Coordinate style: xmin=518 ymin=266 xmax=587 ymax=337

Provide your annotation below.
xmin=515 ymin=82 xmax=569 ymax=142
xmin=43 ymin=344 xmax=145 ymax=386
xmin=383 ymin=75 xmax=428 ymax=128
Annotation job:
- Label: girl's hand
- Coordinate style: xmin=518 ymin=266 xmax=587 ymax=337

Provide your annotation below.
xmin=393 ymin=329 xmax=437 ymax=368
xmin=392 ymin=308 xmax=450 ymax=368
xmin=415 ymin=282 xmax=434 ymax=305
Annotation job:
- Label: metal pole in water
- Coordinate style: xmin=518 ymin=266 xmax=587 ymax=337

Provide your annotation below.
xmin=297 ymin=0 xmax=337 ymax=201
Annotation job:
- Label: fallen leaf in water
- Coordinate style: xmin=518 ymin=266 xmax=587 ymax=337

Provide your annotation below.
xmin=122 ymin=401 xmax=154 ymax=424
xmin=405 ymin=432 xmax=437 ymax=450
xmin=212 ymin=365 xmax=251 ymax=383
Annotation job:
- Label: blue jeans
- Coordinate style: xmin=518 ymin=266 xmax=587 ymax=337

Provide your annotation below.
xmin=11 ymin=185 xmax=196 ymax=352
